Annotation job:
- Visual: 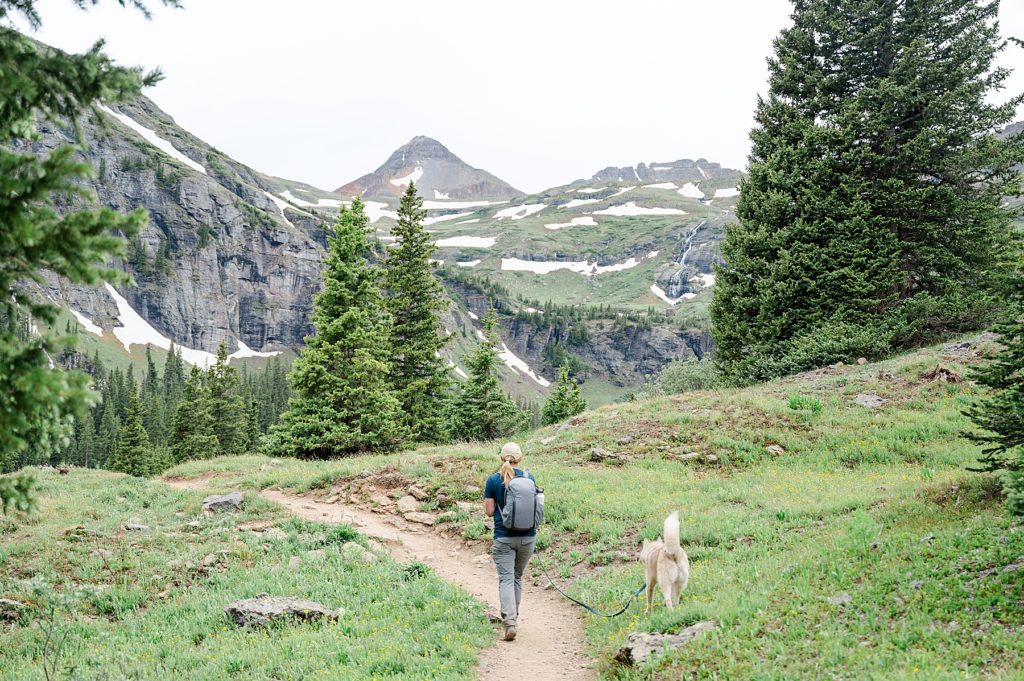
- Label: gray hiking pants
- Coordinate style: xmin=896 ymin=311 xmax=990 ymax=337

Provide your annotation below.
xmin=492 ymin=535 xmax=536 ymax=626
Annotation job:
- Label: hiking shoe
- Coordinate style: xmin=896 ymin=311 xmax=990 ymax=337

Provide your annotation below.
xmin=503 ymin=625 xmax=517 ymax=641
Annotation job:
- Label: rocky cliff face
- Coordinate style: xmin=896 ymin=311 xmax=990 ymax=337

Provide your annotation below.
xmin=444 ymin=280 xmax=712 ymax=389
xmin=335 ymin=136 xmax=523 ymax=201
xmin=27 ymin=96 xmax=330 ymax=356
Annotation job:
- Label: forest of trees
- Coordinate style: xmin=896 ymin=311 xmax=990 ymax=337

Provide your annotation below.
xmin=8 ymin=343 xmax=291 ymax=476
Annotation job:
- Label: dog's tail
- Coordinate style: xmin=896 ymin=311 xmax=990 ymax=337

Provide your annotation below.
xmin=664 ymin=511 xmax=681 ymax=556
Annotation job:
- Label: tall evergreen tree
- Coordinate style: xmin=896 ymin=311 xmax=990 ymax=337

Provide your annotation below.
xmin=711 ymin=0 xmax=1024 ymax=384
xmin=265 ymin=199 xmax=407 ymax=458
xmin=0 ymin=0 xmax=171 ymax=509
xmin=108 ymin=383 xmax=151 ymax=477
xmin=170 ymin=365 xmax=219 ymax=462
xmin=446 ymin=309 xmax=530 ymax=441
xmin=541 ymin=365 xmax=587 ymax=425
xmin=207 ymin=341 xmax=247 ymax=455
xmin=384 ymin=183 xmax=452 ymax=442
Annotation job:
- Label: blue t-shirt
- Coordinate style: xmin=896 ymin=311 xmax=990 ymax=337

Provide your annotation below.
xmin=484 ymin=469 xmax=537 ymax=538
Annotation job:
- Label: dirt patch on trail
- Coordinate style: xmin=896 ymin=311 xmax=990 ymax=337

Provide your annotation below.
xmin=162 ymin=476 xmax=595 ymax=680
xmin=261 ymin=490 xmax=595 ymax=681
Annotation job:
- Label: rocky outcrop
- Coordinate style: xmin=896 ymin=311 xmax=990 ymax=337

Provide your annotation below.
xmin=335 ymin=136 xmax=523 ymax=201
xmin=583 ymin=158 xmax=742 ymax=185
xmin=447 ymin=279 xmax=713 ymax=387
xmin=203 ymin=492 xmax=244 ymax=513
xmin=615 ymin=621 xmax=717 ymax=666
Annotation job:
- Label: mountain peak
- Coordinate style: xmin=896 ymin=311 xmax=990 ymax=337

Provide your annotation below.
xmin=335 ymin=137 xmax=522 ymax=201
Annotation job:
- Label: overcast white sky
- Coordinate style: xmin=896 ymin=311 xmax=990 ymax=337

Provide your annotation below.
xmin=10 ymin=0 xmax=1024 ymax=193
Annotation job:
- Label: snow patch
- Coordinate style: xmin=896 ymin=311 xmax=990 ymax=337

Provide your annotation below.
xmin=544 ymin=216 xmax=597 ymax=230
xmin=499 ymin=344 xmax=550 ymax=387
xmin=457 ymin=218 xmax=480 ymax=224
xmin=100 ymin=105 xmax=206 ymax=174
xmin=678 ymin=183 xmax=705 ymax=199
xmin=363 ymin=201 xmax=398 ymax=223
xmin=577 ymin=187 xmax=607 ymax=194
xmin=593 ymin=202 xmax=686 ymax=217
xmin=501 ymin=256 xmax=643 ymax=276
xmin=612 ymin=186 xmax=635 ymax=197
xmin=644 ymin=182 xmax=678 ymax=190
xmin=433 ymin=190 xmax=450 ymax=199
xmin=263 ymin=191 xmax=296 ymax=228
xmin=104 ymin=283 xmax=279 ymax=365
xmin=279 ymin=190 xmax=343 ymax=208
xmin=692 ymin=272 xmax=716 ymax=288
xmin=467 ymin=311 xmax=479 ymax=320
xmin=423 ymin=199 xmax=506 ymax=210
xmin=562 ymin=198 xmax=599 ymax=209
xmin=434 ymin=235 xmax=497 ymax=248
xmin=494 ymin=203 xmax=546 ymax=220
xmin=456 ymin=259 xmax=481 ymax=267
xmin=70 ymin=309 xmax=103 ymax=336
xmin=714 ymin=187 xmax=740 ymax=198
xmin=650 ymin=284 xmax=696 ymax=306
xmin=423 ymin=212 xmax=475 ymax=226
xmin=390 ymin=166 xmax=424 ymax=186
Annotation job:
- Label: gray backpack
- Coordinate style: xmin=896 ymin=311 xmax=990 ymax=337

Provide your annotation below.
xmin=500 ymin=470 xmax=544 ymax=532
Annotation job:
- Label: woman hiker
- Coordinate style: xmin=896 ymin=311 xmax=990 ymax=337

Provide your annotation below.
xmin=483 ymin=442 xmax=537 ymax=642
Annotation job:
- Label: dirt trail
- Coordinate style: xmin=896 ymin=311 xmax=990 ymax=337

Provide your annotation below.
xmin=164 ymin=478 xmax=596 ymax=681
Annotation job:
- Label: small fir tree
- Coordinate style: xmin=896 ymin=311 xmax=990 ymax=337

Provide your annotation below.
xmin=384 ymin=182 xmax=452 ymax=442
xmin=541 ymin=365 xmax=587 ymax=425
xmin=264 ymin=199 xmax=407 ymax=458
xmin=108 ymin=383 xmax=151 ymax=477
xmin=447 ymin=309 xmax=530 ymax=441
xmin=170 ymin=365 xmax=218 ymax=462
xmin=207 ymin=341 xmax=247 ymax=455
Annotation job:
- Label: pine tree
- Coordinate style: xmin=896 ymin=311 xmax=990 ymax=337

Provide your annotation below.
xmin=384 ymin=182 xmax=452 ymax=442
xmin=108 ymin=383 xmax=151 ymax=477
xmin=541 ymin=365 xmax=587 ymax=425
xmin=265 ymin=199 xmax=407 ymax=458
xmin=0 ymin=1 xmax=168 ymax=509
xmin=97 ymin=402 xmax=120 ymax=469
xmin=446 ymin=309 xmax=530 ymax=441
xmin=207 ymin=341 xmax=247 ymax=455
xmin=710 ymin=0 xmax=1024 ymax=384
xmin=170 ymin=365 xmax=218 ymax=462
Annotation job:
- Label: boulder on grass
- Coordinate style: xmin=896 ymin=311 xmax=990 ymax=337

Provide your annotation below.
xmin=615 ymin=621 xmax=717 ymax=666
xmin=203 ymin=492 xmax=244 ymax=513
xmin=224 ymin=594 xmax=340 ymax=628
xmin=0 ymin=598 xmax=26 ymax=622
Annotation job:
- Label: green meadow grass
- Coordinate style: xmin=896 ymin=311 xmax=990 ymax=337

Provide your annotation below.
xmin=0 ymin=469 xmax=490 ymax=680
xmin=158 ymin=340 xmax=1024 ymax=678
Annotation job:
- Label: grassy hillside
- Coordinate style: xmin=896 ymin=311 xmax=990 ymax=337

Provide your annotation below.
xmin=0 ymin=470 xmax=489 ymax=679
xmin=7 ymin=336 xmax=1023 ymax=679
xmin=159 ymin=337 xmax=1024 ymax=679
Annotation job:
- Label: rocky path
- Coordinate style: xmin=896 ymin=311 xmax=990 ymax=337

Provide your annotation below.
xmin=164 ymin=477 xmax=596 ymax=681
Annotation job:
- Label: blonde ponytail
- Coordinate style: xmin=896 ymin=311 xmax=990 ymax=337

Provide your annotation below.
xmin=498 ymin=442 xmax=524 ymax=485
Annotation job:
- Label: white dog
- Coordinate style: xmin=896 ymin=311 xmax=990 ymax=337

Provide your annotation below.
xmin=639 ymin=511 xmax=690 ymax=612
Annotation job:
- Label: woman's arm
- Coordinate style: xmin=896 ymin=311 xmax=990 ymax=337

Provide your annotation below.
xmin=484 ymin=498 xmax=496 ymax=517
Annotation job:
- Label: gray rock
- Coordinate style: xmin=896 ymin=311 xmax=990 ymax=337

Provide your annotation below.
xmin=396 ymin=495 xmax=420 ymax=514
xmin=224 ymin=595 xmax=340 ymax=628
xmin=617 ymin=435 xmax=635 ymax=445
xmin=853 ymin=393 xmax=885 ymax=409
xmin=910 ymin=579 xmax=924 ymax=590
xmin=615 ymin=621 xmax=717 ymax=666
xmin=765 ymin=444 xmax=785 ymax=456
xmin=202 ymin=492 xmax=244 ymax=513
xmin=455 ymin=501 xmax=476 ymax=513
xmin=408 ymin=485 xmax=429 ymax=501
xmin=404 ymin=512 xmax=436 ymax=526
xmin=464 ymin=485 xmax=481 ymax=494
xmin=340 ymin=542 xmax=375 ymax=564
xmin=828 ymin=592 xmax=852 ymax=605
xmin=124 ymin=523 xmax=149 ymax=531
